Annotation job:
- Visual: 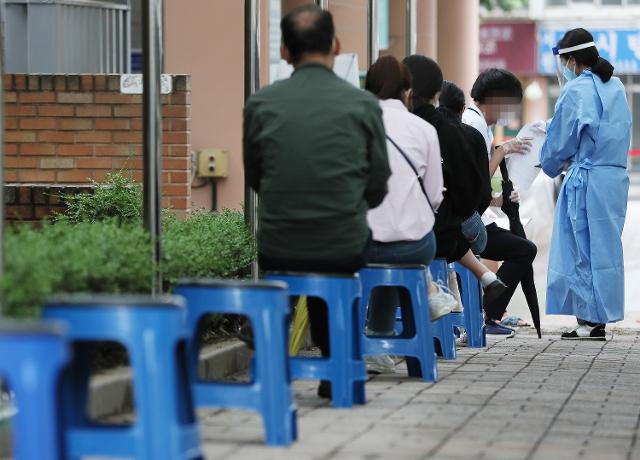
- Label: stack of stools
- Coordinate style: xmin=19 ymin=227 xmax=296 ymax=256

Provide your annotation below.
xmin=43 ymin=295 xmax=202 ymax=460
xmin=174 ymin=279 xmax=297 ymax=446
xmin=265 ymin=272 xmax=366 ymax=408
xmin=358 ymin=264 xmax=438 ymax=382
xmin=0 ymin=322 xmax=69 ymax=460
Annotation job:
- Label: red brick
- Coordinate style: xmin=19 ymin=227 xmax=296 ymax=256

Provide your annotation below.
xmin=132 ymin=171 xmax=144 ymax=182
xmin=95 ymin=119 xmax=131 ymax=130
xmin=57 ymin=170 xmax=93 ymax=183
xmin=169 ymin=145 xmax=190 ymax=158
xmin=76 ymin=105 xmax=112 ymax=117
xmin=4 ymin=92 xmax=17 ymax=103
xmin=18 ymin=170 xmax=56 ymax=182
xmin=5 ymin=157 xmax=38 ymax=168
xmin=54 ymin=75 xmax=66 ymax=91
xmin=58 ymin=118 xmax=93 ymax=130
xmin=80 ymin=75 xmax=94 ymax=91
xmin=113 ymin=105 xmax=143 ymax=117
xmin=107 ymin=75 xmax=120 ymax=91
xmin=14 ymin=75 xmax=26 ymax=90
xmin=57 ymin=144 xmax=94 ymax=156
xmin=163 ymin=185 xmax=188 ymax=197
xmin=169 ymin=198 xmax=190 ymax=210
xmin=38 ymin=131 xmax=76 ymax=143
xmin=95 ymin=92 xmax=142 ymax=104
xmin=96 ymin=145 xmax=138 ymax=156
xmin=163 ymin=132 xmax=189 ymax=144
xmin=163 ymin=158 xmax=190 ymax=170
xmin=40 ymin=158 xmax=75 ymax=169
xmin=20 ymin=118 xmax=57 ymax=130
xmin=3 ymin=75 xmax=13 ymax=90
xmin=75 ymin=131 xmax=112 ymax=143
xmin=5 ymin=205 xmax=34 ymax=219
xmin=162 ymin=105 xmax=189 ymax=118
xmin=112 ymin=157 xmax=143 ymax=169
xmin=161 ymin=197 xmax=171 ymax=208
xmin=4 ymin=118 xmax=17 ymax=130
xmin=92 ymin=170 xmax=111 ymax=182
xmin=113 ymin=131 xmax=142 ymax=143
xmin=6 ymin=131 xmax=37 ymax=143
xmin=57 ymin=92 xmax=93 ymax=104
xmin=5 ymin=105 xmax=37 ymax=116
xmin=169 ymin=171 xmax=189 ymax=184
xmin=76 ymin=157 xmax=112 ymax=169
xmin=18 ymin=92 xmax=56 ymax=103
xmin=35 ymin=207 xmax=55 ymax=219
xmin=38 ymin=105 xmax=75 ymax=117
xmin=4 ymin=171 xmax=18 ymax=182
xmin=170 ymin=92 xmax=191 ymax=105
xmin=5 ymin=144 xmax=18 ymax=155
xmin=170 ymin=118 xmax=189 ymax=131
xmin=131 ymin=118 xmax=143 ymax=130
xmin=20 ymin=144 xmax=56 ymax=156
xmin=94 ymin=75 xmax=108 ymax=91
xmin=18 ymin=187 xmax=32 ymax=203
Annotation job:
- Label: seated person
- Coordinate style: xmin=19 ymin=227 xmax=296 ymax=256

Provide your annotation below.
xmin=363 ymin=55 xmax=445 ymax=373
xmin=243 ymin=5 xmax=391 ymax=396
xmin=462 ymin=69 xmax=538 ymax=337
xmin=402 ymin=55 xmax=506 ymax=312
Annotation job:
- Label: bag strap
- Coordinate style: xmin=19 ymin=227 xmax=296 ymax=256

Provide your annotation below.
xmin=385 ymin=135 xmax=436 ymax=214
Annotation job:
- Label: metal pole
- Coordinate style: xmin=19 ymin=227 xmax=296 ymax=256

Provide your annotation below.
xmin=245 ymin=0 xmax=260 ymax=280
xmin=367 ymin=0 xmax=378 ymax=68
xmin=0 ymin=0 xmax=5 ymax=306
xmin=142 ymin=0 xmax=163 ymax=295
xmin=405 ymin=0 xmax=416 ymax=57
xmin=316 ymin=0 xmax=329 ymax=9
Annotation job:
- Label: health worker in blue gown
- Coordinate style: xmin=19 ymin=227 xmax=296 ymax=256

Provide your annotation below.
xmin=540 ymin=28 xmax=631 ymax=341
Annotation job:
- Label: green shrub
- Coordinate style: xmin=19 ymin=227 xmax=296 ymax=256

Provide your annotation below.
xmin=1 ymin=220 xmax=154 ymax=317
xmin=59 ymin=171 xmax=142 ymax=224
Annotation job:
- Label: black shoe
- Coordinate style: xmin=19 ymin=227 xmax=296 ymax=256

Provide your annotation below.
xmin=561 ymin=324 xmax=606 ymax=341
xmin=484 ymin=319 xmax=516 ymax=337
xmin=317 ymin=380 xmax=332 ymax=399
xmin=483 ymin=279 xmax=507 ymax=307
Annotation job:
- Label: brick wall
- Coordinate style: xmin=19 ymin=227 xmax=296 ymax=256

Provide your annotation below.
xmin=4 ymin=184 xmax=94 ymax=223
xmin=3 ymin=73 xmax=192 ymax=221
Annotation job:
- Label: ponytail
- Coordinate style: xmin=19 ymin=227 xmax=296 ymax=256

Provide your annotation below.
xmin=591 ymin=56 xmax=614 ymax=83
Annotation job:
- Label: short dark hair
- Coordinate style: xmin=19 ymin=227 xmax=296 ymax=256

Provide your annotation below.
xmin=558 ymin=28 xmax=614 ymax=83
xmin=470 ymin=68 xmax=523 ymax=103
xmin=281 ymin=5 xmax=335 ymax=64
xmin=439 ymin=81 xmax=465 ymax=114
xmin=365 ymin=56 xmax=412 ymax=100
xmin=402 ymin=55 xmax=443 ymax=103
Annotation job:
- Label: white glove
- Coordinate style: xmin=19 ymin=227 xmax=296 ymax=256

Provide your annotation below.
xmin=502 ymin=137 xmax=533 ymax=155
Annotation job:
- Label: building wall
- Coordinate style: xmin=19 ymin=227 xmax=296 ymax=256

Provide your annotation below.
xmin=2 ymin=73 xmax=192 ymax=220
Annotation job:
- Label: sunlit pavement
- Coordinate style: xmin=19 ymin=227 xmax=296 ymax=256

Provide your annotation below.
xmin=200 ymin=331 xmax=640 ymax=460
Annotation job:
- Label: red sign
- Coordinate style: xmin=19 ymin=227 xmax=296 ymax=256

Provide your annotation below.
xmin=480 ymin=22 xmax=537 ymax=75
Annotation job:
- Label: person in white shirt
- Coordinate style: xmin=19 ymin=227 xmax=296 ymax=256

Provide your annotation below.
xmin=363 ymin=56 xmax=445 ymax=372
xmin=462 ymin=69 xmax=538 ymax=336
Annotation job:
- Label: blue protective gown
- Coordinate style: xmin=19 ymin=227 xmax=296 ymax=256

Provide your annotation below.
xmin=541 ymin=70 xmax=631 ymax=324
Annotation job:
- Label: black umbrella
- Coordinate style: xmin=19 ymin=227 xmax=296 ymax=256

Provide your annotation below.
xmin=499 ymin=160 xmax=542 ymax=338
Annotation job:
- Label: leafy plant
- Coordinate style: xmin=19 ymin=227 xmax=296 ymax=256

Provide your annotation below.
xmin=480 ymin=0 xmax=528 ymax=11
xmin=59 ymin=171 xmax=143 ymax=224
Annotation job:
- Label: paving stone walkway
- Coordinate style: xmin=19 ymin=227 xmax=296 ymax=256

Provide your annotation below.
xmin=199 ymin=330 xmax=640 ymax=460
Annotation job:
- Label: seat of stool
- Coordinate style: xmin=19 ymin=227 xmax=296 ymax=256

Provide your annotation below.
xmin=265 ymin=271 xmax=357 ymax=278
xmin=46 ymin=294 xmax=185 ymax=309
xmin=0 ymin=320 xmax=65 ymax=335
xmin=364 ymin=264 xmax=426 ymax=269
xmin=177 ymin=278 xmax=287 ymax=290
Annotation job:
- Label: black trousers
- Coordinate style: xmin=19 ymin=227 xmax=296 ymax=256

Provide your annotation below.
xmin=480 ymin=223 xmax=537 ymax=321
xmin=259 ymin=252 xmax=368 ymax=357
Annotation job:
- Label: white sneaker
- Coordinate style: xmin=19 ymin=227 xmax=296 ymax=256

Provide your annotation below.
xmin=456 ymin=328 xmax=468 ymax=347
xmin=448 ymin=270 xmax=464 ymax=313
xmin=365 ymin=355 xmax=397 ymax=374
xmin=429 ymin=282 xmax=455 ymax=320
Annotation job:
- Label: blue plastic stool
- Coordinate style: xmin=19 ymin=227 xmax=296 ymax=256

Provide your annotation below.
xmin=265 ymin=272 xmax=366 ymax=408
xmin=359 ymin=264 xmax=438 ymax=381
xmin=0 ymin=322 xmax=69 ymax=460
xmin=429 ymin=259 xmax=459 ymax=360
xmin=174 ymin=279 xmax=297 ymax=446
xmin=451 ymin=263 xmax=486 ymax=348
xmin=43 ymin=295 xmax=202 ymax=460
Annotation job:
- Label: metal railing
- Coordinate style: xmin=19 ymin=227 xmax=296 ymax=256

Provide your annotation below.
xmin=5 ymin=0 xmax=131 ymax=73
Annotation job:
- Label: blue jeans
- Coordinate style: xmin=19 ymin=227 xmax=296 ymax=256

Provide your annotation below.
xmin=366 ymin=231 xmax=437 ymax=334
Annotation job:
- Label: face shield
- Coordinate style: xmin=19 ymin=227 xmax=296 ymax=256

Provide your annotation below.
xmin=552 ymin=41 xmax=596 ymax=88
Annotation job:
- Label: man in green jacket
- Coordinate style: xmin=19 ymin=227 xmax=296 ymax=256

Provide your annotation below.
xmin=243 ymin=5 xmax=390 ymax=396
